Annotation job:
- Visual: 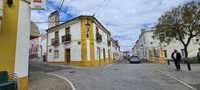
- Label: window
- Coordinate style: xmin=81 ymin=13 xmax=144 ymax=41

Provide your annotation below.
xmin=78 ymin=41 xmax=81 ymax=45
xmin=181 ymin=49 xmax=185 ymax=57
xmin=159 ymin=33 xmax=165 ymax=41
xmin=86 ymin=33 xmax=89 ymax=38
xmin=196 ymin=39 xmax=199 ymax=42
xmin=65 ymin=27 xmax=70 ymax=35
xmin=54 ymin=50 xmax=59 ymax=58
xmin=152 ymin=36 xmax=155 ymax=39
xmin=55 ymin=31 xmax=59 ymax=39
xmin=97 ymin=47 xmax=101 ymax=60
xmin=53 ymin=31 xmax=59 ymax=46
xmin=62 ymin=27 xmax=71 ymax=43
xmin=49 ymin=49 xmax=52 ymax=53
xmin=164 ymin=50 xmax=167 ymax=57
xmin=96 ymin=27 xmax=99 ymax=33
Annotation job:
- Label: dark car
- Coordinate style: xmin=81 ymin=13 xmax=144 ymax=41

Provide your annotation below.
xmin=128 ymin=56 xmax=141 ymax=64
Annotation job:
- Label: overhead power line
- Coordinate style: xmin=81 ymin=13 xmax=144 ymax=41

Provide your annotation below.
xmin=58 ymin=0 xmax=65 ymax=11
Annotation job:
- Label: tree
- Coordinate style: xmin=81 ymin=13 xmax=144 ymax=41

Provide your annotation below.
xmin=154 ymin=1 xmax=200 ymax=58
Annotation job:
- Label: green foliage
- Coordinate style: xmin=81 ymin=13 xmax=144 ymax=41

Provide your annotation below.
xmin=153 ymin=1 xmax=200 ymax=44
xmin=153 ymin=1 xmax=200 ymax=58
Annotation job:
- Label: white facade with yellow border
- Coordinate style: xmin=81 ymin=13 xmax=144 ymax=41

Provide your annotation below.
xmin=0 ymin=0 xmax=31 ymax=90
xmin=47 ymin=16 xmax=113 ymax=67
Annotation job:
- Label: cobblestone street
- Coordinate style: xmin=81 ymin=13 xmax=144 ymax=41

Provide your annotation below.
xmin=29 ymin=60 xmax=73 ymax=90
xmin=29 ymin=59 xmax=200 ymax=90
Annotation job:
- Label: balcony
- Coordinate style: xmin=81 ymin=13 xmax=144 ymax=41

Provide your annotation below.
xmin=62 ymin=34 xmax=71 ymax=44
xmin=96 ymin=33 xmax=102 ymax=43
xmin=51 ymin=38 xmax=59 ymax=46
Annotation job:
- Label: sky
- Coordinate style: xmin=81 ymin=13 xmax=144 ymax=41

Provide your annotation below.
xmin=31 ymin=0 xmax=194 ymax=51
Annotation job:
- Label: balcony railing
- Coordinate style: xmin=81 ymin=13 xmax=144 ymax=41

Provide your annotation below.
xmin=62 ymin=34 xmax=71 ymax=44
xmin=51 ymin=38 xmax=59 ymax=46
xmin=96 ymin=33 xmax=102 ymax=43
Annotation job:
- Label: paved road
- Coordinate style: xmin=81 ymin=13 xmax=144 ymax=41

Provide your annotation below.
xmin=50 ymin=64 xmax=192 ymax=90
xmin=29 ymin=61 xmax=73 ymax=90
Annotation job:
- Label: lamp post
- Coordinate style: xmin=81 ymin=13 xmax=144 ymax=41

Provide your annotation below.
xmin=86 ymin=18 xmax=90 ymax=38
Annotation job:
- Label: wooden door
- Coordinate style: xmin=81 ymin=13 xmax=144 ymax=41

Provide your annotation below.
xmin=65 ymin=49 xmax=70 ymax=64
xmin=103 ymin=48 xmax=106 ymax=62
xmin=108 ymin=49 xmax=111 ymax=63
xmin=97 ymin=47 xmax=101 ymax=65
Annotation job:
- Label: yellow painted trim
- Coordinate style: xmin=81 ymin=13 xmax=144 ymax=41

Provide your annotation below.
xmin=89 ymin=17 xmax=95 ymax=66
xmin=71 ymin=61 xmax=82 ymax=66
xmin=80 ymin=17 xmax=87 ymax=66
xmin=159 ymin=48 xmax=166 ymax=64
xmin=0 ymin=0 xmax=20 ymax=73
xmin=19 ymin=76 xmax=28 ymax=90
xmin=71 ymin=61 xmax=91 ymax=67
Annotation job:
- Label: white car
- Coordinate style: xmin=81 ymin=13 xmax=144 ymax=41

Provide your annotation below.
xmin=128 ymin=56 xmax=141 ymax=64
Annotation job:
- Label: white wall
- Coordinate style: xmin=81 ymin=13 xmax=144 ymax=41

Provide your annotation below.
xmin=93 ymin=23 xmax=110 ymax=60
xmin=14 ymin=1 xmax=30 ymax=78
xmin=164 ymin=37 xmax=200 ymax=59
xmin=135 ymin=30 xmax=200 ymax=61
xmin=39 ymin=36 xmax=47 ymax=57
xmin=47 ymin=21 xmax=82 ymax=62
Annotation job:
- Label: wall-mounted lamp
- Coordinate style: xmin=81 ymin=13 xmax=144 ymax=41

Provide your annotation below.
xmin=86 ymin=18 xmax=91 ymax=38
xmin=7 ymin=0 xmax=13 ymax=7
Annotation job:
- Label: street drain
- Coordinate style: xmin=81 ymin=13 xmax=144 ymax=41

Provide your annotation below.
xmin=69 ymin=71 xmax=76 ymax=73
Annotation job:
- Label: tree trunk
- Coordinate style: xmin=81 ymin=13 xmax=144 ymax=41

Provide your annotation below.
xmin=184 ymin=45 xmax=191 ymax=71
xmin=184 ymin=46 xmax=188 ymax=58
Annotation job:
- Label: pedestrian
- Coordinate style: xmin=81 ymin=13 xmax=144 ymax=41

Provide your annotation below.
xmin=197 ymin=48 xmax=200 ymax=62
xmin=171 ymin=49 xmax=182 ymax=71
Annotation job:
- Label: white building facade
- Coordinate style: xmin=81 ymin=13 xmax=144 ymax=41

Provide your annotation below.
xmin=0 ymin=0 xmax=31 ymax=89
xmin=111 ymin=39 xmax=121 ymax=61
xmin=133 ymin=29 xmax=200 ymax=63
xmin=47 ymin=15 xmax=113 ymax=67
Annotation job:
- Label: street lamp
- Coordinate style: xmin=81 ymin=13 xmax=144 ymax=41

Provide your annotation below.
xmin=86 ymin=18 xmax=90 ymax=38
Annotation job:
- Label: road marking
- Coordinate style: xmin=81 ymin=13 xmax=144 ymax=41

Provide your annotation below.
xmin=47 ymin=73 xmax=76 ymax=90
xmin=157 ymin=70 xmax=197 ymax=90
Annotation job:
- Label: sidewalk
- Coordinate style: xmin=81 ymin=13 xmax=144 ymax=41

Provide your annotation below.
xmin=29 ymin=58 xmax=73 ymax=90
xmin=159 ymin=64 xmax=200 ymax=90
xmin=29 ymin=71 xmax=73 ymax=90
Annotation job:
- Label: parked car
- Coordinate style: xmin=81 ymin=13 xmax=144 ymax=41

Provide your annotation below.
xmin=128 ymin=56 xmax=141 ymax=64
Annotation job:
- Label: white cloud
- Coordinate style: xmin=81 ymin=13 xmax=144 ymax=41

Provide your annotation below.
xmin=32 ymin=0 xmax=192 ymax=50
